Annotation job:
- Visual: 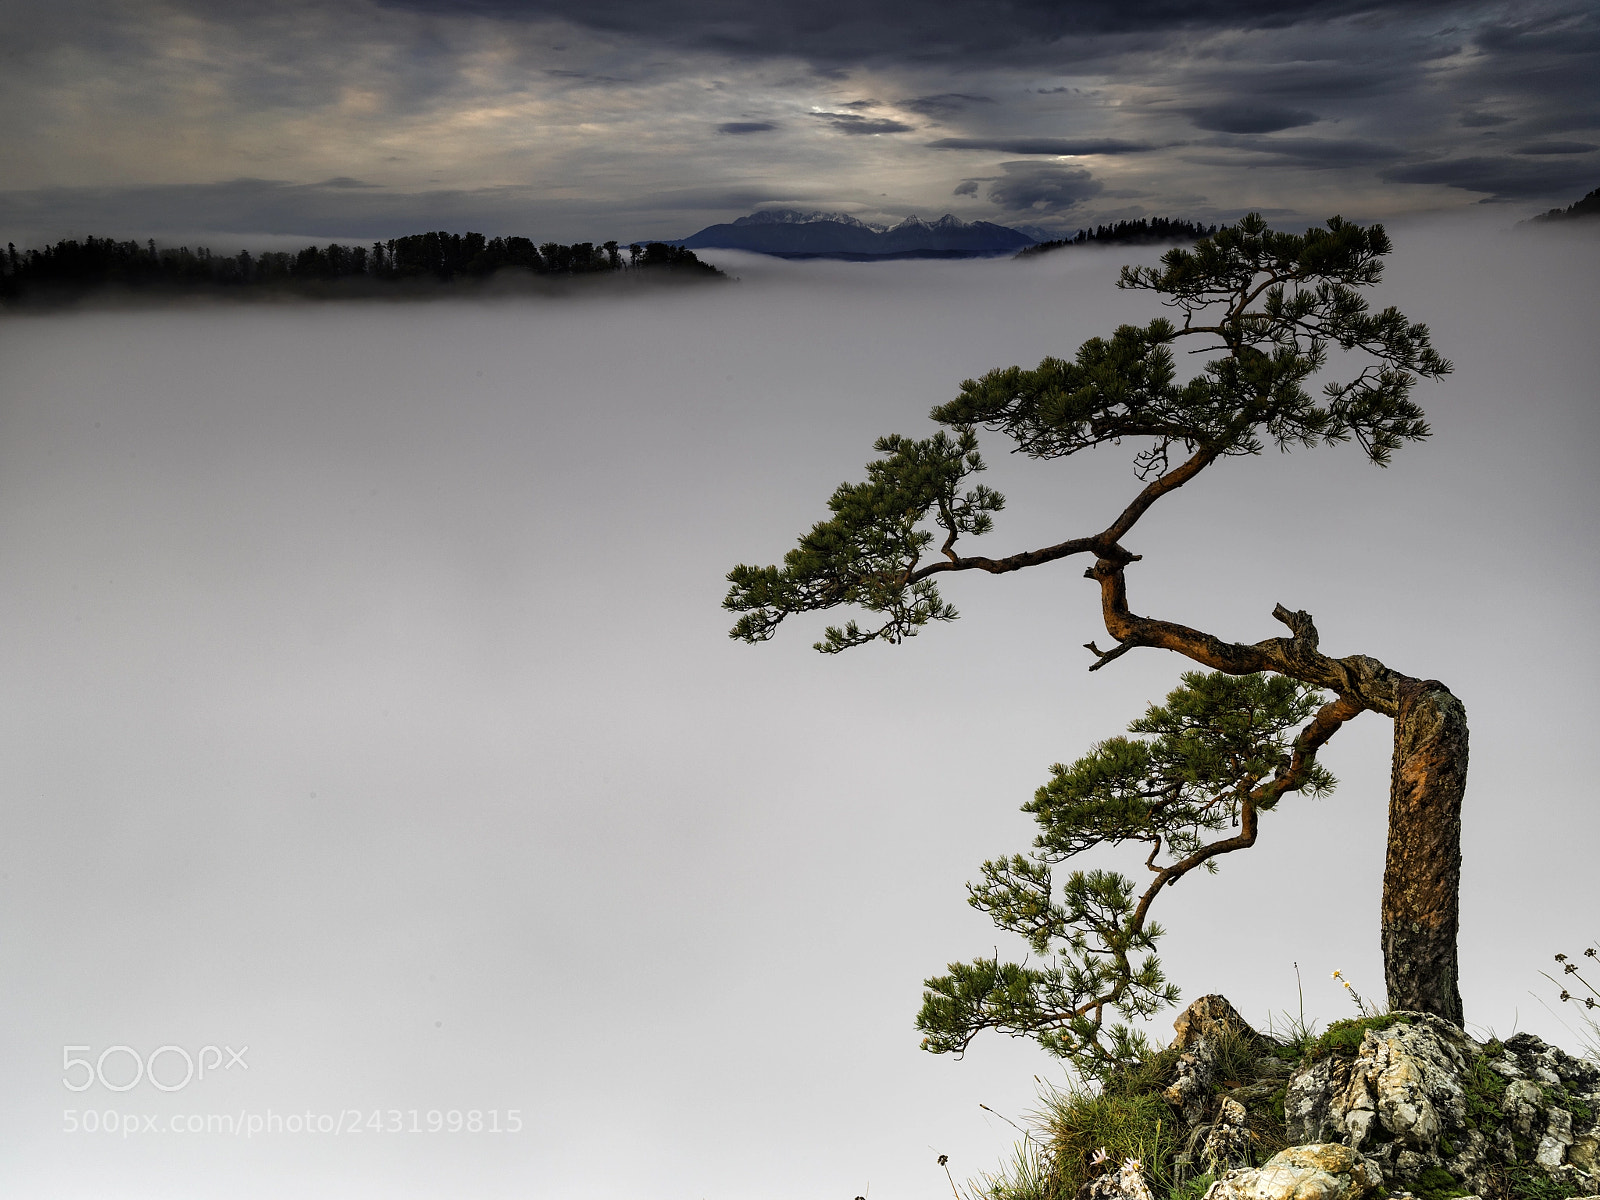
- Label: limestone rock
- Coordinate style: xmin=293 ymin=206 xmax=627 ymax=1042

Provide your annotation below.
xmin=1166 ymin=995 xmax=1271 ymax=1127
xmin=1538 ymin=1105 xmax=1575 ymax=1169
xmin=1154 ymin=995 xmax=1600 ymax=1198
xmin=1281 ymin=1013 xmax=1600 ymax=1197
xmin=1283 ymin=1015 xmax=1476 ymax=1184
xmin=1175 ymin=995 xmax=1268 ymax=1052
xmin=1504 ymin=1032 xmax=1600 ymax=1093
xmin=1202 ymin=1143 xmax=1380 ymax=1200
xmin=1080 ymin=1158 xmax=1155 ymax=1200
xmin=1285 ymin=1056 xmax=1354 ymax=1146
xmin=1164 ymin=995 xmax=1292 ymax=1181
xmin=1502 ymin=1077 xmax=1543 ymax=1137
xmin=1202 ymin=1097 xmax=1256 ymax=1174
xmin=1166 ymin=1039 xmax=1220 ymax=1126
xmin=1573 ymin=1130 xmax=1600 ymax=1176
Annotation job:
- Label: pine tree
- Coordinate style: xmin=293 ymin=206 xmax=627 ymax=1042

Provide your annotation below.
xmin=916 ymin=669 xmax=1338 ymax=1074
xmin=725 ymin=214 xmax=1465 ymax=1030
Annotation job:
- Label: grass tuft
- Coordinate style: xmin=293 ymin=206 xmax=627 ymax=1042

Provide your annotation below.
xmin=1102 ymin=1044 xmax=1182 ymax=1099
xmin=1166 ymin=1174 xmax=1216 ymax=1200
xmin=1207 ymin=1024 xmax=1265 ymax=1086
xmin=1037 ymin=1080 xmax=1181 ymax=1198
xmin=961 ymin=1137 xmax=1053 ymax=1200
xmin=1310 ymin=1013 xmax=1403 ymax=1059
xmin=1265 ymin=1009 xmax=1321 ymax=1063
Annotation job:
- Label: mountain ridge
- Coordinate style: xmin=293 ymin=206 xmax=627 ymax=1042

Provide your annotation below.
xmin=730 ymin=209 xmax=887 ymax=231
xmin=671 ymin=209 xmax=1036 ymax=259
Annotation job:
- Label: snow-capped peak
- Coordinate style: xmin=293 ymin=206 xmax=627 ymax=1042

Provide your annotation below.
xmin=732 ymin=209 xmax=885 ymax=230
xmin=888 ymin=213 xmax=972 ymax=232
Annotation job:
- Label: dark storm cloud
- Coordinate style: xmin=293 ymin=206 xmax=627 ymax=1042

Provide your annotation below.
xmin=1520 ymin=110 xmax=1600 ymax=138
xmin=952 ymin=179 xmax=979 ymax=196
xmin=7 ymin=0 xmax=1598 ymax=237
xmin=1456 ymin=5 xmax=1600 ymax=137
xmin=927 ymin=137 xmax=1155 ymax=155
xmin=1379 ymin=155 xmax=1600 ymax=201
xmin=1185 ymin=135 xmax=1406 ymax=170
xmin=1515 ymin=141 xmax=1598 ymax=156
xmin=983 ymin=161 xmax=1103 ymax=214
xmin=1473 ymin=5 xmax=1600 ymax=58
xmin=1188 ymin=104 xmax=1318 ymax=134
xmin=813 ymin=113 xmax=914 ymax=135
xmin=358 ymin=0 xmax=1471 ymax=67
xmin=902 ymin=92 xmax=994 ymax=118
xmin=1175 ymin=60 xmax=1407 ymax=105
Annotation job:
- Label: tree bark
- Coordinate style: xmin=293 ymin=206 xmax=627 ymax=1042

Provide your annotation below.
xmin=1383 ymin=681 xmax=1467 ymax=1024
xmin=1087 ymin=556 xmax=1469 ymax=1023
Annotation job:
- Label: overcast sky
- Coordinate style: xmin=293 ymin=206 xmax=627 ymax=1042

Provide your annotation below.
xmin=1 ymin=0 xmax=1597 ymax=245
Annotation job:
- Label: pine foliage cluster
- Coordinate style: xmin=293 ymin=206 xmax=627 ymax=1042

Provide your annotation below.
xmin=916 ymin=671 xmax=1334 ymax=1076
xmin=724 ymin=215 xmax=1450 ymax=652
xmin=726 ymin=428 xmax=1002 ymax=652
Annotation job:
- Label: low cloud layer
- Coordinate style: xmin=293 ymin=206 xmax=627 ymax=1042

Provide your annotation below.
xmin=3 ymin=213 xmax=1596 ymax=1200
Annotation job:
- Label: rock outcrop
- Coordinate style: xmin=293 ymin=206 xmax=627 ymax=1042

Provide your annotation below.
xmin=1147 ymin=995 xmax=1600 ymax=1200
xmin=1206 ymin=1144 xmax=1382 ymax=1200
xmin=1081 ymin=1157 xmax=1158 ymax=1200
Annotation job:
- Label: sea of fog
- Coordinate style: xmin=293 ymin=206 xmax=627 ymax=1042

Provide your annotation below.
xmin=1 ymin=213 xmax=1596 ymax=1200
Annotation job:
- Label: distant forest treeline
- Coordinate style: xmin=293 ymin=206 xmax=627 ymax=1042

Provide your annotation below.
xmin=1529 ymin=186 xmax=1600 ymax=223
xmin=0 ymin=231 xmax=720 ymax=304
xmin=1017 ymin=218 xmax=1221 ymax=257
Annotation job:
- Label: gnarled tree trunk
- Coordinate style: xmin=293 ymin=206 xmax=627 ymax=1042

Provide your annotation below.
xmin=1088 ymin=557 xmax=1470 ymax=1024
xmin=1384 ymin=682 xmax=1467 ymax=1024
